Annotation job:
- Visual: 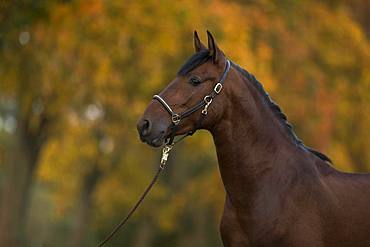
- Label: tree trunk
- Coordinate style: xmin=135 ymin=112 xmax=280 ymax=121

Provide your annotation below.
xmin=0 ymin=131 xmax=40 ymax=246
xmin=70 ymin=165 xmax=102 ymax=247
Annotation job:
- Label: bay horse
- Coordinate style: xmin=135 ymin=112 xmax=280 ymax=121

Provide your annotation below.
xmin=137 ymin=31 xmax=370 ymax=246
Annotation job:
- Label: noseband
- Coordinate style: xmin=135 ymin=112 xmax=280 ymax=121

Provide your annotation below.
xmin=98 ymin=61 xmax=231 ymax=247
xmin=153 ymin=60 xmax=231 ymax=145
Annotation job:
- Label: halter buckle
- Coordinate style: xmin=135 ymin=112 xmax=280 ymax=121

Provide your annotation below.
xmin=171 ymin=114 xmax=181 ymax=125
xmin=214 ymin=83 xmax=223 ymax=94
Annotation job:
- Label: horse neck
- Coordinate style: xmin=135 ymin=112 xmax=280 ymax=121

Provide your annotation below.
xmin=210 ymin=66 xmax=313 ymax=204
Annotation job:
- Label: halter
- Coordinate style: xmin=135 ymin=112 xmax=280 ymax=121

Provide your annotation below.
xmin=97 ymin=59 xmax=231 ymax=246
xmin=153 ymin=59 xmax=231 ymax=145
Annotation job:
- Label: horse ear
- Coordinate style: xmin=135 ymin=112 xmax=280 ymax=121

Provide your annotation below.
xmin=207 ymin=30 xmax=221 ymax=63
xmin=194 ymin=30 xmax=206 ymax=52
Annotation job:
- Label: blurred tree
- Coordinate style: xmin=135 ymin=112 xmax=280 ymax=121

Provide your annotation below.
xmin=0 ymin=0 xmax=368 ymax=246
xmin=0 ymin=0 xmax=57 ymax=245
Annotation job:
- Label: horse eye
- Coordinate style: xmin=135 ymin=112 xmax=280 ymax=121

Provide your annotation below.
xmin=189 ymin=76 xmax=202 ymax=86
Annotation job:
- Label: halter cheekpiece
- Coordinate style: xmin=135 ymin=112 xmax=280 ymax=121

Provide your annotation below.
xmin=153 ymin=59 xmax=231 ymax=145
xmin=98 ymin=60 xmax=231 ymax=246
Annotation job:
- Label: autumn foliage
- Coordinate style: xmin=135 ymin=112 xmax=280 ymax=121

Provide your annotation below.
xmin=0 ymin=0 xmax=369 ymax=246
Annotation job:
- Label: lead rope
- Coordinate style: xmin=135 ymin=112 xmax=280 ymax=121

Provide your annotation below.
xmin=98 ymin=60 xmax=231 ymax=246
xmin=97 ymin=145 xmax=173 ymax=247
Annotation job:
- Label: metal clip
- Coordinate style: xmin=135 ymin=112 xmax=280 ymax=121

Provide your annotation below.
xmin=202 ymin=95 xmax=213 ymax=115
xmin=160 ymin=145 xmax=173 ymax=169
xmin=214 ymin=83 xmax=222 ymax=94
xmin=171 ymin=114 xmax=181 ymax=125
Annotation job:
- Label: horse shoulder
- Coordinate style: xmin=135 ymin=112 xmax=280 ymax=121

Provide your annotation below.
xmin=220 ymin=195 xmax=251 ymax=247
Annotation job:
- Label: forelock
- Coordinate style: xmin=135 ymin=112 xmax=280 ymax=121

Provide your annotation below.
xmin=177 ymin=50 xmax=211 ymax=76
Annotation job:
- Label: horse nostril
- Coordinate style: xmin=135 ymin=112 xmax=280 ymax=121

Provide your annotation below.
xmin=140 ymin=119 xmax=152 ymax=137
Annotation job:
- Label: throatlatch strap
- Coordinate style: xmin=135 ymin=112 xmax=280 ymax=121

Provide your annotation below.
xmin=99 ymin=60 xmax=232 ymax=246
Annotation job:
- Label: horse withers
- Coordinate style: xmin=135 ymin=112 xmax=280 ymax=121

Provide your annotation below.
xmin=137 ymin=31 xmax=370 ymax=247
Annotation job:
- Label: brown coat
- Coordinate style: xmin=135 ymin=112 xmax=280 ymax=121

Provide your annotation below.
xmin=138 ymin=31 xmax=370 ymax=247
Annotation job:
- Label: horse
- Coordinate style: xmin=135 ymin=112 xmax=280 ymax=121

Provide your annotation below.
xmin=137 ymin=31 xmax=370 ymax=247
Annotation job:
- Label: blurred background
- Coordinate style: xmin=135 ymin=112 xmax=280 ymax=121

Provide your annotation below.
xmin=0 ymin=0 xmax=369 ymax=246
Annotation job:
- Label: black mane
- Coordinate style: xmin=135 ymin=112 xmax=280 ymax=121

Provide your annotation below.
xmin=175 ymin=51 xmax=331 ymax=163
xmin=231 ymin=62 xmax=332 ymax=163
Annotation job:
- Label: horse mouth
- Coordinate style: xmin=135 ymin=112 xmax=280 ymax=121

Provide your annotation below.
xmin=140 ymin=131 xmax=170 ymax=148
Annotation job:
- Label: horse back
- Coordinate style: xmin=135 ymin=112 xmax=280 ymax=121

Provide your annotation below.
xmin=319 ymin=166 xmax=370 ymax=246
